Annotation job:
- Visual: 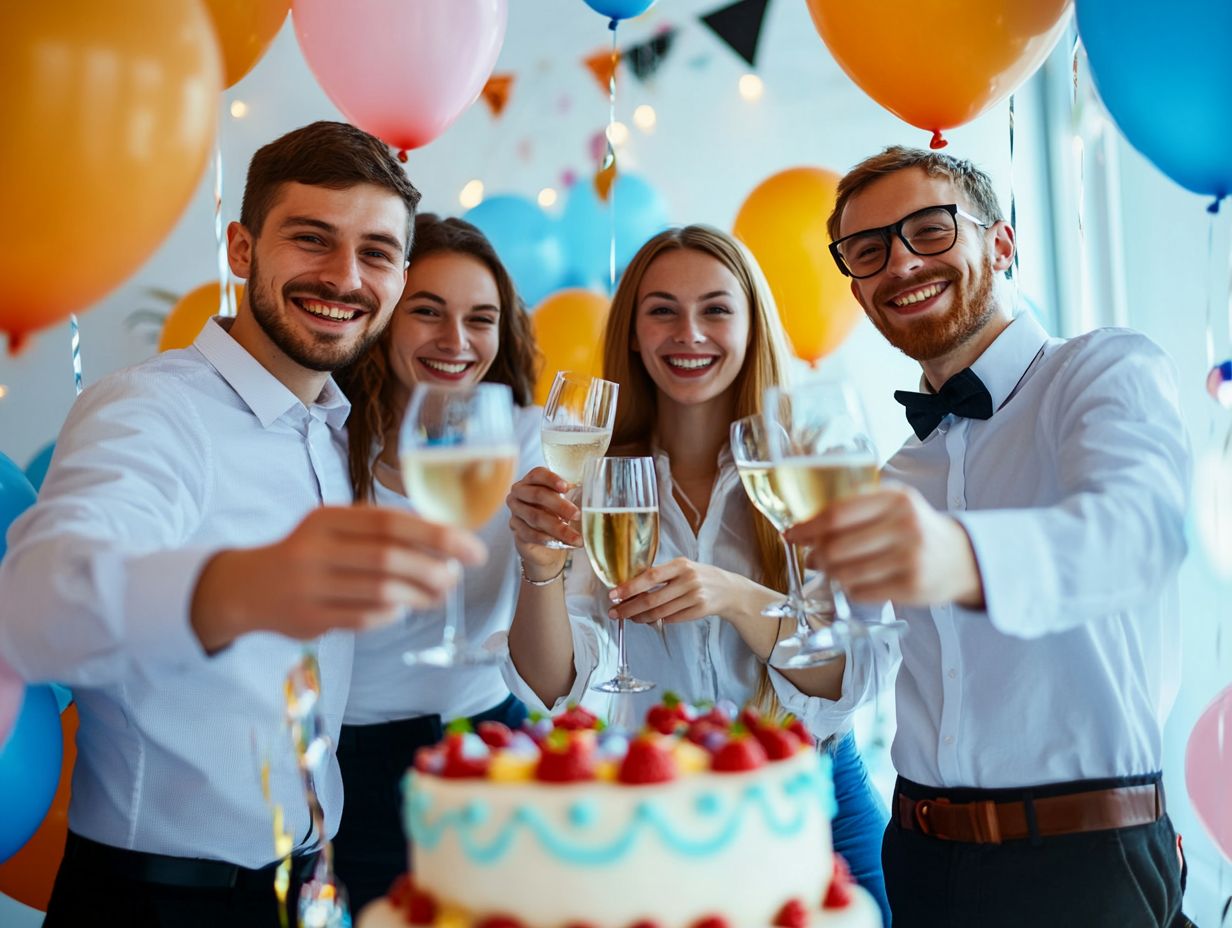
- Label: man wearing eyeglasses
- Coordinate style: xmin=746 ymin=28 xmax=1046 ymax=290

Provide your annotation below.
xmin=788 ymin=146 xmax=1191 ymax=926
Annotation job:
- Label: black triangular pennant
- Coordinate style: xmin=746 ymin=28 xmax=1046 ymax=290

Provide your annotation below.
xmin=699 ymin=0 xmax=770 ymax=68
xmin=624 ymin=28 xmax=678 ymax=83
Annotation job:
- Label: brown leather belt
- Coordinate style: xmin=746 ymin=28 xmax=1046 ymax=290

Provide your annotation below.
xmin=896 ymin=783 xmax=1163 ymax=844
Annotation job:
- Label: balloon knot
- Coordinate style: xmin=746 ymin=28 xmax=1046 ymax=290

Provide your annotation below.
xmin=1208 ymin=195 xmax=1224 ymax=215
xmin=397 ymin=150 xmax=409 ymax=164
xmin=6 ymin=332 xmax=27 ymax=356
xmin=608 ymin=18 xmax=619 ymax=31
xmin=929 ymin=130 xmax=948 ymax=150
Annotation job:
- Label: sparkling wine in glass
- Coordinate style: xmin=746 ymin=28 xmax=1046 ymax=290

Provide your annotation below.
xmin=763 ymin=382 xmax=886 ymax=668
xmin=730 ymin=414 xmax=844 ymax=667
xmin=400 ymin=383 xmax=517 ymax=666
xmin=582 ymin=456 xmax=658 ymax=694
xmin=540 ymin=371 xmax=618 ymax=549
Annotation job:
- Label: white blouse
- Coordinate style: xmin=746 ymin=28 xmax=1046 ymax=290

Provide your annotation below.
xmin=344 ymin=403 xmax=543 ymax=724
xmin=498 ymin=445 xmax=896 ymax=740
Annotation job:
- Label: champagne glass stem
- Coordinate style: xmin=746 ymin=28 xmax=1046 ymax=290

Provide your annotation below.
xmin=441 ymin=558 xmax=464 ymax=649
xmin=615 ymin=614 xmax=630 ymax=681
xmin=782 ymin=537 xmax=807 ymax=611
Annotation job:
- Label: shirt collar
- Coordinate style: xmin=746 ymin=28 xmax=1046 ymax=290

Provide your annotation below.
xmin=194 ymin=317 xmax=352 ymax=430
xmin=969 ymin=311 xmax=1049 ymax=413
xmin=915 ymin=311 xmax=1049 ymax=414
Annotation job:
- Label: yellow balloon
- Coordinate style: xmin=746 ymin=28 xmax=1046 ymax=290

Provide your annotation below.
xmin=0 ymin=1 xmax=221 ymax=352
xmin=733 ymin=167 xmax=862 ymax=364
xmin=531 ymin=289 xmax=609 ymax=405
xmin=203 ymin=0 xmax=291 ymax=89
xmin=159 ymin=283 xmax=242 ymax=352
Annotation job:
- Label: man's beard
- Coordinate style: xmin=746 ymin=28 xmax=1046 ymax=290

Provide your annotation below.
xmin=247 ymin=254 xmax=386 ymax=373
xmin=867 ymin=253 xmax=996 ymax=362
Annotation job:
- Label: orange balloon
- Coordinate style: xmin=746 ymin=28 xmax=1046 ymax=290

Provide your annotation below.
xmin=733 ymin=167 xmax=862 ymax=364
xmin=0 ymin=705 xmax=77 ymax=911
xmin=806 ymin=0 xmax=1071 ymax=146
xmin=203 ymin=0 xmax=291 ymax=89
xmin=531 ymin=290 xmax=609 ymax=405
xmin=0 ymin=1 xmax=222 ymax=352
xmin=159 ymin=282 xmax=242 ymax=352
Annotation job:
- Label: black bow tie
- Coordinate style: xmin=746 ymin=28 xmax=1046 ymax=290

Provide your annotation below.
xmin=894 ymin=367 xmax=993 ymax=440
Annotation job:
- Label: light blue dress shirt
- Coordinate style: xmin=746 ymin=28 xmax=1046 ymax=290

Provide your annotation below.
xmin=884 ymin=311 xmax=1191 ymax=789
xmin=0 ymin=318 xmax=355 ymax=867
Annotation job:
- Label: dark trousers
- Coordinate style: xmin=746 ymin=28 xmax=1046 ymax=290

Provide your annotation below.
xmin=882 ymin=776 xmax=1189 ymax=928
xmin=332 ymin=694 xmax=527 ymax=913
xmin=45 ymin=832 xmax=319 ymax=928
xmin=830 ymin=731 xmax=893 ymax=926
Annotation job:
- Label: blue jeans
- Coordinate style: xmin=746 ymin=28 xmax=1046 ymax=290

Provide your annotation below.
xmin=830 ymin=730 xmax=892 ymax=926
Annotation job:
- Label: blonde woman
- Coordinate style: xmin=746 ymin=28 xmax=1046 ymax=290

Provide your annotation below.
xmin=502 ymin=225 xmax=893 ymax=922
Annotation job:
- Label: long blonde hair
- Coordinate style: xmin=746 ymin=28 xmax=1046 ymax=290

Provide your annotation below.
xmin=602 ymin=225 xmax=795 ymax=715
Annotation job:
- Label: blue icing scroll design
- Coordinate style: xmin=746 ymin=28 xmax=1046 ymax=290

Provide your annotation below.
xmin=408 ymin=760 xmax=832 ymax=868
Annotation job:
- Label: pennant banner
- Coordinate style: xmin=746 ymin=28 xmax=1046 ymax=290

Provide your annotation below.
xmin=583 ymin=47 xmax=621 ymax=96
xmin=481 ymin=73 xmax=515 ymax=117
xmin=625 ymin=27 xmax=678 ymax=82
xmin=699 ymin=0 xmax=771 ymax=68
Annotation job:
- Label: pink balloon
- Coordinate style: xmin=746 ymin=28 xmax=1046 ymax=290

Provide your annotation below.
xmin=292 ymin=0 xmax=508 ymax=153
xmin=1185 ymin=684 xmax=1232 ymax=862
xmin=0 ymin=656 xmax=22 ymax=749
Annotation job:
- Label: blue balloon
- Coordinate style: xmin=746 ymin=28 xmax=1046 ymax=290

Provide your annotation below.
xmin=0 ymin=452 xmax=38 ymax=562
xmin=583 ymin=0 xmax=656 ymax=21
xmin=1077 ymin=0 xmax=1232 ymax=201
xmin=559 ymin=174 xmax=670 ymax=292
xmin=24 ymin=441 xmax=55 ymax=492
xmin=463 ymin=195 xmax=568 ymax=307
xmin=0 ymin=685 xmax=62 ymax=862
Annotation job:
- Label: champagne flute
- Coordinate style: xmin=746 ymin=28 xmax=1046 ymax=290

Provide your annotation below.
xmin=540 ymin=371 xmax=619 ymax=549
xmin=763 ymin=382 xmax=882 ymax=668
xmin=730 ymin=414 xmax=845 ymax=667
xmin=582 ymin=456 xmax=659 ymax=694
xmin=399 ymin=383 xmax=517 ymax=667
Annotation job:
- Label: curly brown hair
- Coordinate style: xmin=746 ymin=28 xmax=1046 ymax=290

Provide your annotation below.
xmin=336 ymin=213 xmax=541 ymax=501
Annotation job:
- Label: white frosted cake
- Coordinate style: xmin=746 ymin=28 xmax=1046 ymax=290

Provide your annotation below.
xmin=358 ymin=701 xmax=881 ymax=928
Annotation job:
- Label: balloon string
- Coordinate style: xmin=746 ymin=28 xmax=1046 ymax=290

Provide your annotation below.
xmin=1008 ymin=94 xmax=1020 ymax=283
xmin=607 ymin=20 xmax=619 ymax=292
xmin=69 ymin=314 xmax=83 ymax=397
xmin=214 ymin=144 xmax=236 ymax=318
xmin=1205 ymin=212 xmax=1217 ymax=374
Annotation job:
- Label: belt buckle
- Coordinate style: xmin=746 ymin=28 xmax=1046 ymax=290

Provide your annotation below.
xmin=913 ymin=797 xmax=947 ymax=836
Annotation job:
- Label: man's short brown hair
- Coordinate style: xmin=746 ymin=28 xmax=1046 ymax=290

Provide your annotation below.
xmin=240 ymin=121 xmax=422 ymax=256
xmin=828 ymin=146 xmax=1005 ymax=242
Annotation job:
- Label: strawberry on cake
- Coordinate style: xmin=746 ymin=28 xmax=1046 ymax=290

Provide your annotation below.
xmin=357 ymin=699 xmax=881 ymax=928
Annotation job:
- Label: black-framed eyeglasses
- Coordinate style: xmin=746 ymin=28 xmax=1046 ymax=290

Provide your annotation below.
xmin=828 ymin=204 xmax=990 ymax=279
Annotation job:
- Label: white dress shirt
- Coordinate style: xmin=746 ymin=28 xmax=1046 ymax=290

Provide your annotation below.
xmin=0 ymin=318 xmax=355 ymax=867
xmin=884 ymin=311 xmax=1190 ymax=789
xmin=344 ymin=404 xmax=543 ymax=724
xmin=499 ymin=445 xmax=895 ymax=740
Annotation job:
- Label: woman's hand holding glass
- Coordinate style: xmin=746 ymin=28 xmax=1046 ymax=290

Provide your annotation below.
xmin=605 ymin=557 xmax=750 ymax=627
xmin=507 ymin=466 xmax=582 ymax=574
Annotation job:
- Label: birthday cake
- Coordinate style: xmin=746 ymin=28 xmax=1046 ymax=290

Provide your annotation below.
xmin=358 ymin=700 xmax=881 ymax=928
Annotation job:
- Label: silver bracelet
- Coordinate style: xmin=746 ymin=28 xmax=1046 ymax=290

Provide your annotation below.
xmin=520 ymin=559 xmax=566 ymax=586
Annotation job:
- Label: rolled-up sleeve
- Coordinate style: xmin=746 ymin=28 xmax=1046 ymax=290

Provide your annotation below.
xmin=768 ymin=603 xmax=900 ymax=741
